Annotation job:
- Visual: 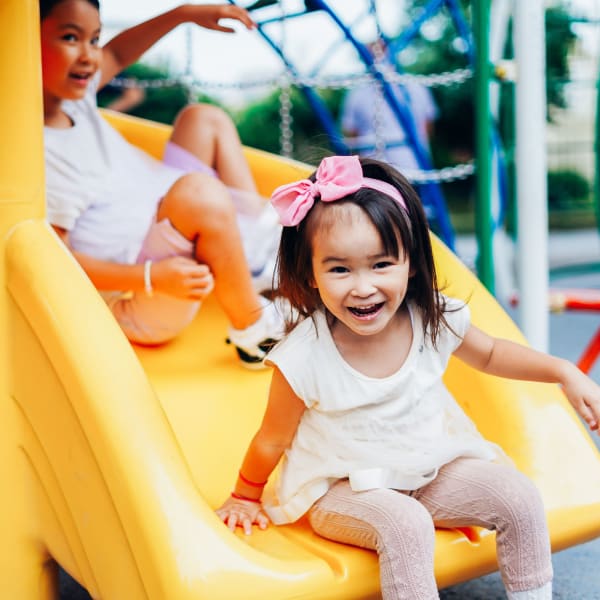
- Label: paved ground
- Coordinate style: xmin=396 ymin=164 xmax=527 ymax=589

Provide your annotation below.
xmin=60 ymin=236 xmax=600 ymax=599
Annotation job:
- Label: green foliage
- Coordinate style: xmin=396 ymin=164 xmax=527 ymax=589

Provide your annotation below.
xmin=386 ymin=2 xmax=579 ymax=220
xmin=234 ymin=87 xmax=345 ymax=164
xmin=235 ymin=92 xmax=281 ymax=154
xmin=97 ymin=63 xmax=219 ymax=124
xmin=548 ymin=169 xmax=591 ymax=210
xmin=545 ymin=7 xmax=578 ymax=112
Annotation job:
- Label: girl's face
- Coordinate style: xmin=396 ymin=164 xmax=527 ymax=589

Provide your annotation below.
xmin=310 ymin=203 xmax=411 ymax=340
xmin=41 ymin=0 xmax=101 ymax=104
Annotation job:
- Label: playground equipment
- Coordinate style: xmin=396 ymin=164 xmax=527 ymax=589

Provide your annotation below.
xmin=2 ymin=1 xmax=600 ymax=598
xmin=110 ymin=0 xmax=507 ymax=257
xmin=548 ymin=289 xmax=600 ymax=374
xmin=108 ymin=0 xmax=600 ymax=351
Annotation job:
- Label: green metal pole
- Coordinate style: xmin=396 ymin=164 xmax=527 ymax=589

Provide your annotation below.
xmin=595 ymin=71 xmax=600 ymax=236
xmin=473 ymin=0 xmax=495 ymax=293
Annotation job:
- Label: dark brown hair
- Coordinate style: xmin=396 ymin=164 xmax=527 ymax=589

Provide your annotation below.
xmin=40 ymin=0 xmax=100 ymax=21
xmin=276 ymin=157 xmax=451 ymax=347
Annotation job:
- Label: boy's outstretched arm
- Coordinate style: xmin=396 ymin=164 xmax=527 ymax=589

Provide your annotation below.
xmin=100 ymin=4 xmax=255 ymax=87
xmin=454 ymin=324 xmax=600 ymax=433
xmin=216 ymin=367 xmax=306 ymax=535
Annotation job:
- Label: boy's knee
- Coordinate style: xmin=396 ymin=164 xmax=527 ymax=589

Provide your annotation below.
xmin=161 ymin=173 xmax=235 ymax=232
xmin=176 ymin=103 xmax=231 ymax=130
xmin=176 ymin=172 xmax=230 ymax=208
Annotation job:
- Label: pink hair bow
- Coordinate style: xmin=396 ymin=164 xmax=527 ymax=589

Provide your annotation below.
xmin=271 ymin=155 xmax=406 ymax=226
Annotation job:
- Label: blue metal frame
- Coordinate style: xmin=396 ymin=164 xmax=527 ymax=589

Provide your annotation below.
xmin=230 ymin=0 xmax=508 ymax=251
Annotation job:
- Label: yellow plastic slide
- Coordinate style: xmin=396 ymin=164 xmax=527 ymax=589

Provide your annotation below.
xmin=1 ymin=2 xmax=600 ymax=598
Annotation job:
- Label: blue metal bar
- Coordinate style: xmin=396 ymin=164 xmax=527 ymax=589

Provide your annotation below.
xmin=387 ymin=0 xmax=446 ymax=55
xmin=230 ymin=0 xmax=457 ymax=247
xmin=254 ymin=10 xmax=314 ymax=27
xmin=228 ymin=0 xmax=347 ymax=154
xmin=308 ymin=9 xmax=369 ymax=77
xmin=311 ymin=0 xmax=455 ymax=247
xmin=445 ymin=0 xmax=476 ymax=63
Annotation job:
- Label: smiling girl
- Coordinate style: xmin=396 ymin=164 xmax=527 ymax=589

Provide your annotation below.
xmin=216 ymin=155 xmax=600 ymax=599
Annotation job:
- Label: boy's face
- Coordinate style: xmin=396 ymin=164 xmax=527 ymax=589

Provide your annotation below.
xmin=41 ymin=0 xmax=102 ymax=103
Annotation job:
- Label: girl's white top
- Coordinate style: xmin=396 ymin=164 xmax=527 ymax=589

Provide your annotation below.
xmin=264 ymin=298 xmax=499 ymax=525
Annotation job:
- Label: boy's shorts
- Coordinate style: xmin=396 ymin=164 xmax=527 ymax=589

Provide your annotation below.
xmin=105 ymin=216 xmax=199 ymax=345
xmin=106 ymin=142 xmax=281 ymax=345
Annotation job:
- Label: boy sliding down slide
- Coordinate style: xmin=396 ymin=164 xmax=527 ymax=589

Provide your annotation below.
xmin=40 ymin=0 xmax=284 ymax=367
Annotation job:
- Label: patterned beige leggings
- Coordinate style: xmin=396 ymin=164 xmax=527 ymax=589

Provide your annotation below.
xmin=308 ymin=458 xmax=553 ymax=600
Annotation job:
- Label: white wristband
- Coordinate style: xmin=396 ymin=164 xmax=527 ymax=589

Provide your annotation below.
xmin=144 ymin=259 xmax=154 ymax=297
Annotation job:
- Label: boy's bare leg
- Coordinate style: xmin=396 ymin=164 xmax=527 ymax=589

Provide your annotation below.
xmin=169 ymin=104 xmax=257 ymax=193
xmin=157 ymin=173 xmax=262 ymax=330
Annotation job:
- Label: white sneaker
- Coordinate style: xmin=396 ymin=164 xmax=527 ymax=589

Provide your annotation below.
xmin=227 ymin=298 xmax=287 ymax=369
xmin=251 ymin=255 xmax=277 ymax=293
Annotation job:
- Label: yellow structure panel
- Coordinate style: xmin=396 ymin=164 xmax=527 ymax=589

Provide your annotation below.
xmin=1 ymin=2 xmax=599 ymax=598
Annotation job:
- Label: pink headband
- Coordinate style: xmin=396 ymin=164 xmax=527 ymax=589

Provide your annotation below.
xmin=270 ymin=155 xmax=407 ymax=226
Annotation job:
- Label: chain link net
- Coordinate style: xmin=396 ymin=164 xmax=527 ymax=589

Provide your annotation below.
xmin=108 ymin=67 xmax=473 ymax=93
xmin=109 ymin=65 xmax=475 ymax=183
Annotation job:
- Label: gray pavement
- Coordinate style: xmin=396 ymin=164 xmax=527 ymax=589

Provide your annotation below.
xmin=455 ymin=228 xmax=600 ymax=274
xmin=60 ymin=233 xmax=600 ymax=600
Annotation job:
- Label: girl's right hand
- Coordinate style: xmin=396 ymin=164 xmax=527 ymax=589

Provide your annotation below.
xmin=151 ymin=256 xmax=214 ymax=300
xmin=216 ymin=495 xmax=270 ymax=536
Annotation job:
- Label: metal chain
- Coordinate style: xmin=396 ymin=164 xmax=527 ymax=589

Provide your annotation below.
xmin=107 ymin=36 xmax=475 ymax=182
xmin=108 ymin=67 xmax=473 ymax=93
xmin=279 ymin=75 xmax=294 ymax=158
xmin=369 ymin=1 xmax=387 ymax=160
xmin=277 ymin=0 xmax=294 ymax=158
xmin=370 ymin=48 xmax=387 ymax=159
xmin=183 ymin=24 xmax=195 ymax=104
xmin=109 ymin=72 xmax=476 ymax=183
xmin=402 ymin=161 xmax=476 ymax=184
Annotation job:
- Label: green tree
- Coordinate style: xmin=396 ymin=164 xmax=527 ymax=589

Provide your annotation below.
xmin=97 ymin=63 xmax=219 ymax=125
xmin=234 ymin=87 xmax=344 ymax=164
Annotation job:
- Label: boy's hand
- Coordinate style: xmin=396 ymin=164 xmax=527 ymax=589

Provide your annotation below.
xmin=216 ymin=495 xmax=270 ymax=536
xmin=152 ymin=256 xmax=214 ymax=300
xmin=182 ymin=4 xmax=256 ymax=33
xmin=561 ymin=363 xmax=600 ymax=433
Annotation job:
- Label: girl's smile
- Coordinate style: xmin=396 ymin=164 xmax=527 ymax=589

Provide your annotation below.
xmin=348 ymin=302 xmax=384 ymax=319
xmin=310 ymin=203 xmax=412 ymax=342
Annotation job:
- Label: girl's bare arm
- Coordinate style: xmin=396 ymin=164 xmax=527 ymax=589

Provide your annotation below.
xmin=454 ymin=324 xmax=600 ymax=432
xmin=216 ymin=367 xmax=306 ymax=534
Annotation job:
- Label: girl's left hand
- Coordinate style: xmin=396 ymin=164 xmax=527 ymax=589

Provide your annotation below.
xmin=561 ymin=362 xmax=600 ymax=433
xmin=182 ymin=4 xmax=256 ymax=33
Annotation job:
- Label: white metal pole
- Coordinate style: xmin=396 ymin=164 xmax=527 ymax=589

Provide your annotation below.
xmin=514 ymin=0 xmax=549 ymax=352
xmin=490 ymin=0 xmax=512 ymax=117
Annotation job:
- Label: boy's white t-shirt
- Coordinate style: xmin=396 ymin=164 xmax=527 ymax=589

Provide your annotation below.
xmin=43 ymin=74 xmax=184 ymax=264
xmin=264 ymin=298 xmax=499 ymax=525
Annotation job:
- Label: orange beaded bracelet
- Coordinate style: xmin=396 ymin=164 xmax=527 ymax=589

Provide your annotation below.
xmin=231 ymin=491 xmax=261 ymax=503
xmin=238 ymin=471 xmax=267 ymax=488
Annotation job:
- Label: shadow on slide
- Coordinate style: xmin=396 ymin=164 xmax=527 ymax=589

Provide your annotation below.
xmin=1 ymin=107 xmax=599 ymax=598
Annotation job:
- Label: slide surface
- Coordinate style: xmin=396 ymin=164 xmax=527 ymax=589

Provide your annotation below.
xmin=3 ymin=112 xmax=600 ymax=599
xmin=1 ymin=4 xmax=600 ymax=596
